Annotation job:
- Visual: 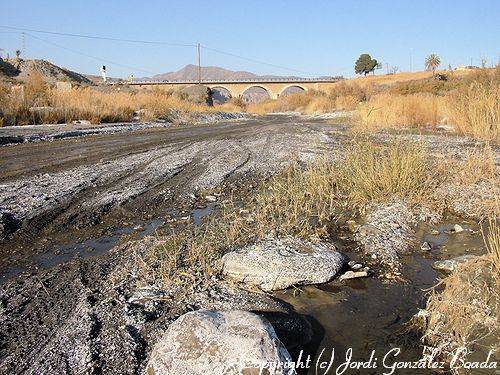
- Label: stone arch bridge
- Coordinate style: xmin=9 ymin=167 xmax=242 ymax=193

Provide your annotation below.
xmin=122 ymin=78 xmax=341 ymax=99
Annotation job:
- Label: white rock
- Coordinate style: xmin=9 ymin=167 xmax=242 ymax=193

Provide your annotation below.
xmin=146 ymin=310 xmax=295 ymax=375
xmin=339 ymin=270 xmax=369 ymax=281
xmin=453 ymin=224 xmax=464 ymax=233
xmin=205 ymin=195 xmax=217 ymax=202
xmin=351 ymin=263 xmax=363 ymax=270
xmin=221 ymin=238 xmax=346 ymax=291
xmin=420 ymin=242 xmax=432 ymax=251
xmin=432 ymin=255 xmax=477 ymax=272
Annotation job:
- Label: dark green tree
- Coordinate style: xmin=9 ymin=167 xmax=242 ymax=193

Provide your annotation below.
xmin=355 ymin=54 xmax=378 ymax=76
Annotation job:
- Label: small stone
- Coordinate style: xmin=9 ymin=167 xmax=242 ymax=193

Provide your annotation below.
xmin=453 ymin=224 xmax=464 ymax=233
xmin=205 ymin=195 xmax=217 ymax=202
xmin=433 ymin=255 xmax=477 ymax=272
xmin=351 ymin=263 xmax=363 ymax=270
xmin=363 ymin=266 xmax=370 ymax=272
xmin=431 ymin=229 xmax=440 ymax=235
xmin=348 ymin=260 xmax=357 ymax=267
xmin=420 ymin=242 xmax=432 ymax=251
xmin=339 ymin=270 xmax=369 ymax=281
xmin=371 ymin=254 xmax=377 ymax=260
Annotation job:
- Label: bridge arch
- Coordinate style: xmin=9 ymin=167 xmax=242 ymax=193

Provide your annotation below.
xmin=240 ymin=85 xmax=276 ymax=100
xmin=279 ymin=84 xmax=307 ymax=96
xmin=209 ymin=86 xmax=233 ymax=104
xmin=209 ymin=85 xmax=234 ymax=97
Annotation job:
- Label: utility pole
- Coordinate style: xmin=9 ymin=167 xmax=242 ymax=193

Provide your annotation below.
xmin=409 ymin=48 xmax=413 ymax=72
xmin=197 ymin=43 xmax=201 ymax=84
xmin=22 ymin=32 xmax=26 ymax=56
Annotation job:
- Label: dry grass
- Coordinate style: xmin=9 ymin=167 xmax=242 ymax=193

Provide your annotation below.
xmin=246 ymin=91 xmax=316 ymax=114
xmin=446 ymin=77 xmax=499 ymax=141
xmin=355 ymin=93 xmax=446 ymax=130
xmin=349 ymin=69 xmax=474 ymax=87
xmin=335 ymin=140 xmax=439 ymax=208
xmin=247 ymin=89 xmax=360 ymax=115
xmin=484 ymin=218 xmax=500 ymax=272
xmin=416 ymin=219 xmax=499 ymax=371
xmin=0 ymin=76 xmax=241 ymax=126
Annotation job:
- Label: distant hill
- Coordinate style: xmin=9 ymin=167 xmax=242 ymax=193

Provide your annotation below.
xmin=0 ymin=57 xmax=92 ymax=85
xmin=144 ymin=64 xmax=305 ymax=81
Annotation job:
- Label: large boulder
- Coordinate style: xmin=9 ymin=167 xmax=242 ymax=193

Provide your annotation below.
xmin=191 ymin=283 xmax=313 ymax=349
xmin=221 ymin=237 xmax=346 ymax=291
xmin=146 ymin=310 xmax=295 ymax=375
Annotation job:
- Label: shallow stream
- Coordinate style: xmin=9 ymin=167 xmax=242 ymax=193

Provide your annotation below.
xmin=275 ymin=218 xmax=487 ymax=374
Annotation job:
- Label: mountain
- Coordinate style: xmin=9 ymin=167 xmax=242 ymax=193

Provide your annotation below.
xmin=146 ymin=64 xmax=304 ymax=81
xmin=0 ymin=57 xmax=92 ymax=85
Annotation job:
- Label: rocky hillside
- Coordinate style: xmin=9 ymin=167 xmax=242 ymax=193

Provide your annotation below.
xmin=147 ymin=64 xmax=303 ymax=81
xmin=0 ymin=57 xmax=92 ymax=85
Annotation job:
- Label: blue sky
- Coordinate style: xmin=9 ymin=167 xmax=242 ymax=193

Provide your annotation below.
xmin=1 ymin=0 xmax=499 ymax=78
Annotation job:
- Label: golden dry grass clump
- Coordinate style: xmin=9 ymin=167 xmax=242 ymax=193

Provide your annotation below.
xmin=335 ymin=140 xmax=439 ymax=208
xmin=355 ymin=93 xmax=445 ymax=129
xmin=446 ymin=77 xmax=499 ymax=141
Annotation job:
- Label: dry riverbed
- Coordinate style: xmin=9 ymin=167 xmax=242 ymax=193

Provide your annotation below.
xmin=0 ymin=114 xmax=498 ymax=374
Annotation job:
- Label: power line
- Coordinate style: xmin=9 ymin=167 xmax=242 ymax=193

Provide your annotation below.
xmin=201 ymin=45 xmax=315 ymax=76
xmin=27 ymin=33 xmax=159 ymax=75
xmin=0 ymin=25 xmax=196 ymax=47
xmin=1 ymin=25 xmax=334 ymax=77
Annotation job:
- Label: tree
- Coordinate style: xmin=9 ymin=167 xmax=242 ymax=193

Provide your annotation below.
xmin=355 ymin=54 xmax=378 ymax=76
xmin=425 ymin=54 xmax=440 ymax=75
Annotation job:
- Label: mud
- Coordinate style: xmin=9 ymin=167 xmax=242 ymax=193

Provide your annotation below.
xmin=0 ymin=115 xmax=341 ymax=275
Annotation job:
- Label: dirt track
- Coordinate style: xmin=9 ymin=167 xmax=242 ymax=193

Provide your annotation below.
xmin=0 ymin=115 xmax=348 ymax=278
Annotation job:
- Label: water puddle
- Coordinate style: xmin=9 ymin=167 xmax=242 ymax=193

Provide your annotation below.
xmin=275 ymin=219 xmax=487 ymax=374
xmin=0 ymin=203 xmax=216 ymax=283
xmin=191 ymin=204 xmax=215 ymax=226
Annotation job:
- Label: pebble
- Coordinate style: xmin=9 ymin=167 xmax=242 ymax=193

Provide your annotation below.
xmin=371 ymin=254 xmax=377 ymax=260
xmin=431 ymin=229 xmax=440 ymax=235
xmin=351 ymin=263 xmax=363 ymax=270
xmin=453 ymin=224 xmax=464 ymax=233
xmin=205 ymin=195 xmax=217 ymax=202
xmin=340 ymin=270 xmax=369 ymax=281
xmin=420 ymin=242 xmax=432 ymax=251
xmin=348 ymin=260 xmax=357 ymax=267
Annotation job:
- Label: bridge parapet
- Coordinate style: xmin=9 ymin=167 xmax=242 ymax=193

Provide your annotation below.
xmin=117 ymin=77 xmax=343 ymax=99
